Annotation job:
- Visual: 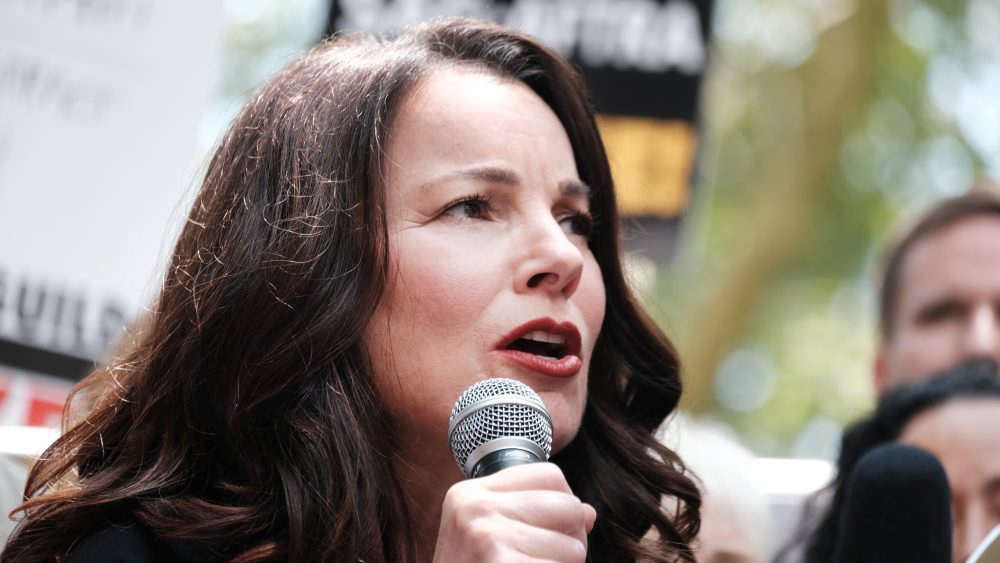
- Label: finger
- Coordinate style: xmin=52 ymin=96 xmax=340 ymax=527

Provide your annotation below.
xmin=582 ymin=502 xmax=596 ymax=535
xmin=480 ymin=462 xmax=573 ymax=494
xmin=435 ymin=483 xmax=591 ymax=562
xmin=499 ymin=519 xmax=589 ymax=562
xmin=490 ymin=490 xmax=592 ymax=545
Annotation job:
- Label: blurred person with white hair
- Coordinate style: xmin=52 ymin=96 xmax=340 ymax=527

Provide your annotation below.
xmin=659 ymin=416 xmax=771 ymax=563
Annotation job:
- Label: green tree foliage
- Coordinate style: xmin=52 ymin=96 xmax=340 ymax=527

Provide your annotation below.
xmin=653 ymin=0 xmax=999 ymax=457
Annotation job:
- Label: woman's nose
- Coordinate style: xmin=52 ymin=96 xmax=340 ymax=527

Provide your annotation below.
xmin=954 ymin=506 xmax=994 ymax=562
xmin=514 ymin=216 xmax=585 ymax=299
xmin=963 ymin=304 xmax=1000 ymax=361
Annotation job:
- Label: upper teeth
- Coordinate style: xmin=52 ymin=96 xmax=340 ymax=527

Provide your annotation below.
xmin=523 ymin=331 xmax=565 ymax=345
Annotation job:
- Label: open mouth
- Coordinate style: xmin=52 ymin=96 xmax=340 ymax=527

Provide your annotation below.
xmin=495 ymin=319 xmax=584 ymax=378
xmin=505 ymin=331 xmax=568 ymax=359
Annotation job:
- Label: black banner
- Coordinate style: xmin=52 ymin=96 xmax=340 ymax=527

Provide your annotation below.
xmin=327 ymin=0 xmax=711 ymax=121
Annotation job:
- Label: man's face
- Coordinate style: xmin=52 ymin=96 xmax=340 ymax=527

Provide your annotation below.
xmin=876 ymin=215 xmax=1000 ymax=393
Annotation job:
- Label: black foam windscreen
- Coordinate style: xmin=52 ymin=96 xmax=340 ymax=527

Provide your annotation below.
xmin=832 ymin=443 xmax=952 ymax=563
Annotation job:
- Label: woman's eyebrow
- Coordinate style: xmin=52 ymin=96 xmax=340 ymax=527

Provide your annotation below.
xmin=559 ymin=179 xmax=591 ymax=199
xmin=419 ymin=166 xmax=519 ymax=190
xmin=420 ymin=166 xmax=590 ymax=199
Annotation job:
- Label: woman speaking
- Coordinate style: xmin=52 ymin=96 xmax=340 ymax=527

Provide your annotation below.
xmin=3 ymin=18 xmax=700 ymax=562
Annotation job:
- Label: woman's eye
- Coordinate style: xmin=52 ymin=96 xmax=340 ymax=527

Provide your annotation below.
xmin=559 ymin=211 xmax=595 ymax=239
xmin=441 ymin=195 xmax=492 ymax=220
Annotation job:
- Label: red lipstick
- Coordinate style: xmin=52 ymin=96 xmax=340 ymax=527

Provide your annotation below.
xmin=494 ymin=318 xmax=583 ymax=378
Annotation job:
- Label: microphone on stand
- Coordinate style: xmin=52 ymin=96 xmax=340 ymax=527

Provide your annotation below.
xmin=448 ymin=378 xmax=553 ymax=478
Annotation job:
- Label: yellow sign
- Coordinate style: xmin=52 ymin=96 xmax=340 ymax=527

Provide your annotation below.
xmin=597 ymin=115 xmax=697 ymax=218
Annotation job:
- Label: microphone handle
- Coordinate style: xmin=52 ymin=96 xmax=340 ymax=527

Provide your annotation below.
xmin=471 ymin=448 xmax=542 ymax=478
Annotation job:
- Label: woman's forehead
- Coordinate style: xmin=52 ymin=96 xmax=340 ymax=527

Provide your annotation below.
xmin=900 ymin=397 xmax=1000 ymax=445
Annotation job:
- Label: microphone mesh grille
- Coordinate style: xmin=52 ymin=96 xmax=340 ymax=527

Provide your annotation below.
xmin=448 ymin=378 xmax=552 ymax=473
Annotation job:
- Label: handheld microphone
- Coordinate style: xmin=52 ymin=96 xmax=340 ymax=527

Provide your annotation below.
xmin=448 ymin=378 xmax=553 ymax=478
xmin=832 ymin=443 xmax=952 ymax=563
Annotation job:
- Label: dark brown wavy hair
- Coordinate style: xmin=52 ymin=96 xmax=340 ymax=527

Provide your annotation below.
xmin=3 ymin=18 xmax=699 ymax=562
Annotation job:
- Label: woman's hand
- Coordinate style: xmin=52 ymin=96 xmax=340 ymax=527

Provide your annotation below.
xmin=432 ymin=462 xmax=597 ymax=562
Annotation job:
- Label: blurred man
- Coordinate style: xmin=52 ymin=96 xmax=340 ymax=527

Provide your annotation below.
xmin=875 ymin=185 xmax=1000 ymax=394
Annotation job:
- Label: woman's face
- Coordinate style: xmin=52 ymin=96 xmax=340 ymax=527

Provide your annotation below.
xmin=366 ymin=68 xmax=606 ymax=474
xmin=898 ymin=398 xmax=1000 ymax=562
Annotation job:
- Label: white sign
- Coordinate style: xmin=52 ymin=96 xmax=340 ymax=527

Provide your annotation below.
xmin=0 ymin=0 xmax=224 ymax=363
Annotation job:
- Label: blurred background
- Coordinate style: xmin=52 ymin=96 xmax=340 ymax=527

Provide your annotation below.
xmin=1 ymin=0 xmax=998 ymax=476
